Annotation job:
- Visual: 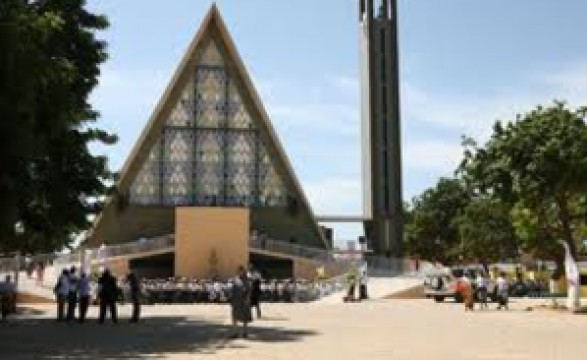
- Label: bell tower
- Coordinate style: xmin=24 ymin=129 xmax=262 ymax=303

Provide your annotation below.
xmin=360 ymin=0 xmax=403 ymax=257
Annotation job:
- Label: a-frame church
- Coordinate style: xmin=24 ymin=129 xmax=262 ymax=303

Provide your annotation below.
xmin=89 ymin=5 xmax=327 ymax=279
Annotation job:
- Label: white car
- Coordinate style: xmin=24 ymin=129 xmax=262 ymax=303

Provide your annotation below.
xmin=423 ymin=273 xmax=462 ymax=303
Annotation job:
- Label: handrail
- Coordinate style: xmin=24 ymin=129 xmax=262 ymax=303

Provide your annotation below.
xmin=90 ymin=234 xmax=174 ymax=260
xmin=52 ymin=234 xmax=175 ymax=267
xmin=250 ymin=237 xmax=337 ymax=263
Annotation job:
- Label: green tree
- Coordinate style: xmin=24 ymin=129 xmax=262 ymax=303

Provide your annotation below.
xmin=404 ymin=178 xmax=470 ymax=263
xmin=460 ymin=102 xmax=587 ymax=276
xmin=0 ymin=0 xmax=115 ymax=253
xmin=456 ymin=198 xmax=519 ymax=263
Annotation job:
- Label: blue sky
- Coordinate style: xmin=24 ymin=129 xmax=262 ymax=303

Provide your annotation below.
xmin=87 ymin=0 xmax=587 ymax=244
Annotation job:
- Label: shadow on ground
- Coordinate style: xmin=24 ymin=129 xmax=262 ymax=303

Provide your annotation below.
xmin=0 ymin=315 xmax=318 ymax=359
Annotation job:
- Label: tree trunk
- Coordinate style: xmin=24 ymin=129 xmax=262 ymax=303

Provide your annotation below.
xmin=556 ymin=194 xmax=577 ymax=259
xmin=555 ymin=194 xmax=581 ymax=311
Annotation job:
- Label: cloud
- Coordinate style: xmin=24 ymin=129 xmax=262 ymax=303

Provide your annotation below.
xmin=304 ymin=177 xmax=362 ymax=215
xmin=404 ymin=140 xmax=463 ymax=172
xmin=329 ymin=74 xmax=360 ymax=95
xmin=542 ymin=62 xmax=587 ymax=104
xmin=269 ymin=102 xmax=359 ymax=135
xmin=402 ymin=61 xmax=587 ymax=145
xmin=91 ymin=66 xmax=170 ymax=117
xmin=255 ymin=74 xmax=360 ymax=137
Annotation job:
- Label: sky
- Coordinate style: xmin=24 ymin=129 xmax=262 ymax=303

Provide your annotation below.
xmin=86 ymin=0 xmax=587 ymax=244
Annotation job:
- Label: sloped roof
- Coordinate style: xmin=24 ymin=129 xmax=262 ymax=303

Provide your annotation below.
xmin=92 ymin=4 xmax=326 ymax=248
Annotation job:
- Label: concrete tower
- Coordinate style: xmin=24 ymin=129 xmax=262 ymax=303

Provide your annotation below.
xmin=359 ymin=0 xmax=403 ymax=257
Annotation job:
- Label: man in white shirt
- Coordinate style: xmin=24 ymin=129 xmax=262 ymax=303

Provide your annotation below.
xmin=496 ymin=272 xmax=509 ymax=310
xmin=476 ymin=274 xmax=489 ymax=309
xmin=359 ymin=263 xmax=369 ymax=300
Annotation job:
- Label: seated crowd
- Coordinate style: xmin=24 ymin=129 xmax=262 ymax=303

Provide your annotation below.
xmin=140 ymin=277 xmax=320 ymax=304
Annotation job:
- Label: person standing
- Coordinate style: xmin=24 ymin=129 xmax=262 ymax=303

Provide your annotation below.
xmin=66 ymin=266 xmax=79 ymax=322
xmin=344 ymin=269 xmax=357 ymax=302
xmin=54 ymin=269 xmax=70 ymax=322
xmin=476 ymin=273 xmax=489 ymax=309
xmin=230 ymin=265 xmax=252 ymax=338
xmin=458 ymin=275 xmax=475 ymax=311
xmin=359 ymin=263 xmax=369 ymax=300
xmin=78 ymin=272 xmax=91 ymax=323
xmin=0 ymin=275 xmax=16 ymax=321
xmin=98 ymin=269 xmax=118 ymax=324
xmin=126 ymin=272 xmax=141 ymax=323
xmin=496 ymin=272 xmax=509 ymax=310
xmin=249 ymin=268 xmax=262 ymax=319
xmin=36 ymin=261 xmax=45 ymax=286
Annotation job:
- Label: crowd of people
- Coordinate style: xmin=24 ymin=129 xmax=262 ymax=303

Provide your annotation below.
xmin=53 ymin=266 xmax=140 ymax=323
xmin=45 ymin=263 xmax=325 ymax=337
xmin=456 ymin=271 xmax=516 ymax=311
xmin=52 ymin=264 xmax=266 ymax=338
xmin=141 ymin=276 xmax=317 ymax=305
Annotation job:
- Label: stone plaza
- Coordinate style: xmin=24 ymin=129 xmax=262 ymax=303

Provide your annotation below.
xmin=2 ymin=298 xmax=585 ymax=359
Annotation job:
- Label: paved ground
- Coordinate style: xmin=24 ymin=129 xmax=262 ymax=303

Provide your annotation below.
xmin=1 ymin=298 xmax=585 ymax=359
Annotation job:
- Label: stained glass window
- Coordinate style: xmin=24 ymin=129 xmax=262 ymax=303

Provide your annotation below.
xmin=194 ymin=130 xmax=224 ymax=205
xmin=226 ymin=132 xmax=255 ymax=206
xmin=195 ymin=67 xmax=226 ymax=128
xmin=129 ymin=37 xmax=287 ymax=208
xmin=130 ymin=140 xmax=161 ymax=204
xmin=200 ymin=40 xmax=224 ymax=66
xmin=167 ymin=84 xmax=193 ymax=127
xmin=259 ymin=146 xmax=286 ymax=206
xmin=227 ymin=82 xmax=253 ymax=129
xmin=162 ymin=129 xmax=193 ymax=205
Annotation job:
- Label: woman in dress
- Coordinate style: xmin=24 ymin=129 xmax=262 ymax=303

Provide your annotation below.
xmin=230 ymin=265 xmax=253 ymax=338
xmin=458 ymin=275 xmax=475 ymax=311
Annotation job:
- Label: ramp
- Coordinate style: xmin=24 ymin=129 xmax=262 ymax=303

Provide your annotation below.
xmin=315 ymin=276 xmax=423 ymax=304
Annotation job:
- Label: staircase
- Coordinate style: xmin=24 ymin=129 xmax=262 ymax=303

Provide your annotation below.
xmin=6 ymin=235 xmax=421 ymax=302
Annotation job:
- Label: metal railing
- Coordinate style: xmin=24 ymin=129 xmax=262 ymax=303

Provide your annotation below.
xmin=4 ymin=234 xmax=420 ymax=302
xmin=249 ymin=237 xmax=422 ymax=279
xmin=310 ymin=273 xmax=348 ymax=298
xmin=250 ymin=238 xmax=337 ymax=263
xmin=249 ymin=237 xmax=359 ymax=278
xmin=89 ymin=234 xmax=174 ymax=260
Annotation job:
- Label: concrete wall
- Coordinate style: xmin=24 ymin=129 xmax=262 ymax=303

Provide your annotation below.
xmin=175 ymin=207 xmax=249 ymax=279
xmin=104 ymin=258 xmax=130 ymax=279
xmin=293 ymin=258 xmax=320 ymax=280
xmin=89 ymin=203 xmax=174 ymax=247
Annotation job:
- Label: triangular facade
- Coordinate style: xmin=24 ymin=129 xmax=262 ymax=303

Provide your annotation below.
xmin=90 ymin=5 xmax=326 ymax=249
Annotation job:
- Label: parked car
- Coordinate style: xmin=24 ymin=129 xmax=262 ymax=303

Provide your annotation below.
xmin=424 ymin=266 xmax=499 ymax=303
xmin=423 ymin=273 xmax=463 ymax=303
